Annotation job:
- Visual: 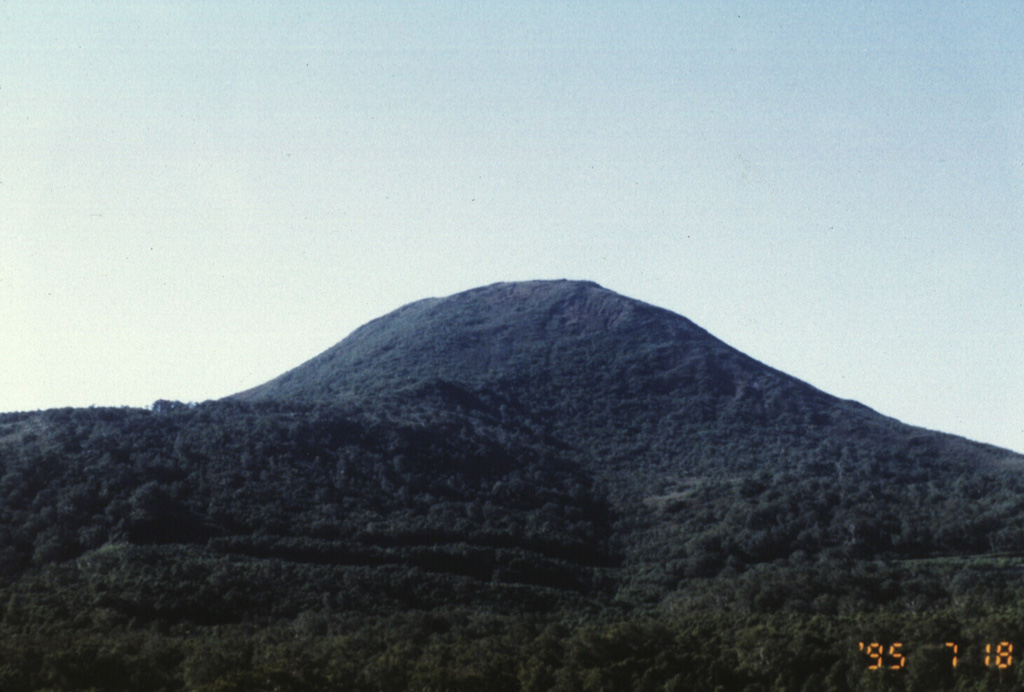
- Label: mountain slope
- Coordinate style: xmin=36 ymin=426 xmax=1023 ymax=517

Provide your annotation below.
xmin=237 ymin=279 xmax=834 ymax=419
xmin=2 ymin=280 xmax=1024 ymax=691
xmin=236 ymin=280 xmax=1012 ymax=484
xmin=228 ymin=279 xmax=1023 ymax=599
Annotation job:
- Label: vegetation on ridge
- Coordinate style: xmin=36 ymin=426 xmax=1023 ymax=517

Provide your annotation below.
xmin=1 ymin=280 xmax=1022 ymax=690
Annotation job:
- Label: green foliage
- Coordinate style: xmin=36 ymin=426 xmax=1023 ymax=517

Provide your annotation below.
xmin=3 ymin=608 xmax=1024 ymax=691
xmin=2 ymin=280 xmax=1024 ymax=689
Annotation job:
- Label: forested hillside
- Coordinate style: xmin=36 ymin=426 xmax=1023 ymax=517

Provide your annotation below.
xmin=1 ymin=280 xmax=1022 ymax=691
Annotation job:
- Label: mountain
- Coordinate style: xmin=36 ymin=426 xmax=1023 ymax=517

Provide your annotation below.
xmin=1 ymin=279 xmax=1023 ymax=691
xmin=237 ymin=279 xmax=842 ymax=430
xmin=229 ymin=279 xmax=1022 ymax=592
xmin=237 ymin=279 xmax=1004 ymax=478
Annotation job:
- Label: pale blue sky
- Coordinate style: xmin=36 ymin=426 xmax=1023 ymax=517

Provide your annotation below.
xmin=2 ymin=1 xmax=1022 ymax=452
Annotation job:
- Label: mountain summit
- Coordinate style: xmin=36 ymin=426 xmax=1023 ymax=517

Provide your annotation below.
xmin=238 ymin=279 xmax=819 ymax=410
xmin=234 ymin=280 xmax=983 ymax=481
xmin=235 ymin=281 xmax=851 ymax=463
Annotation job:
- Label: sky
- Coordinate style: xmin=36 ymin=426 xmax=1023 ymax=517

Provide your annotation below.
xmin=1 ymin=1 xmax=1022 ymax=453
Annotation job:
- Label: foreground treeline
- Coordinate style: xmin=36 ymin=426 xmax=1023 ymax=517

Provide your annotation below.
xmin=3 ymin=607 xmax=1024 ymax=692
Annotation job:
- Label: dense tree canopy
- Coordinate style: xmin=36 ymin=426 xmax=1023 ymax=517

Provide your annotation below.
xmin=2 ymin=281 xmax=1022 ymax=690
